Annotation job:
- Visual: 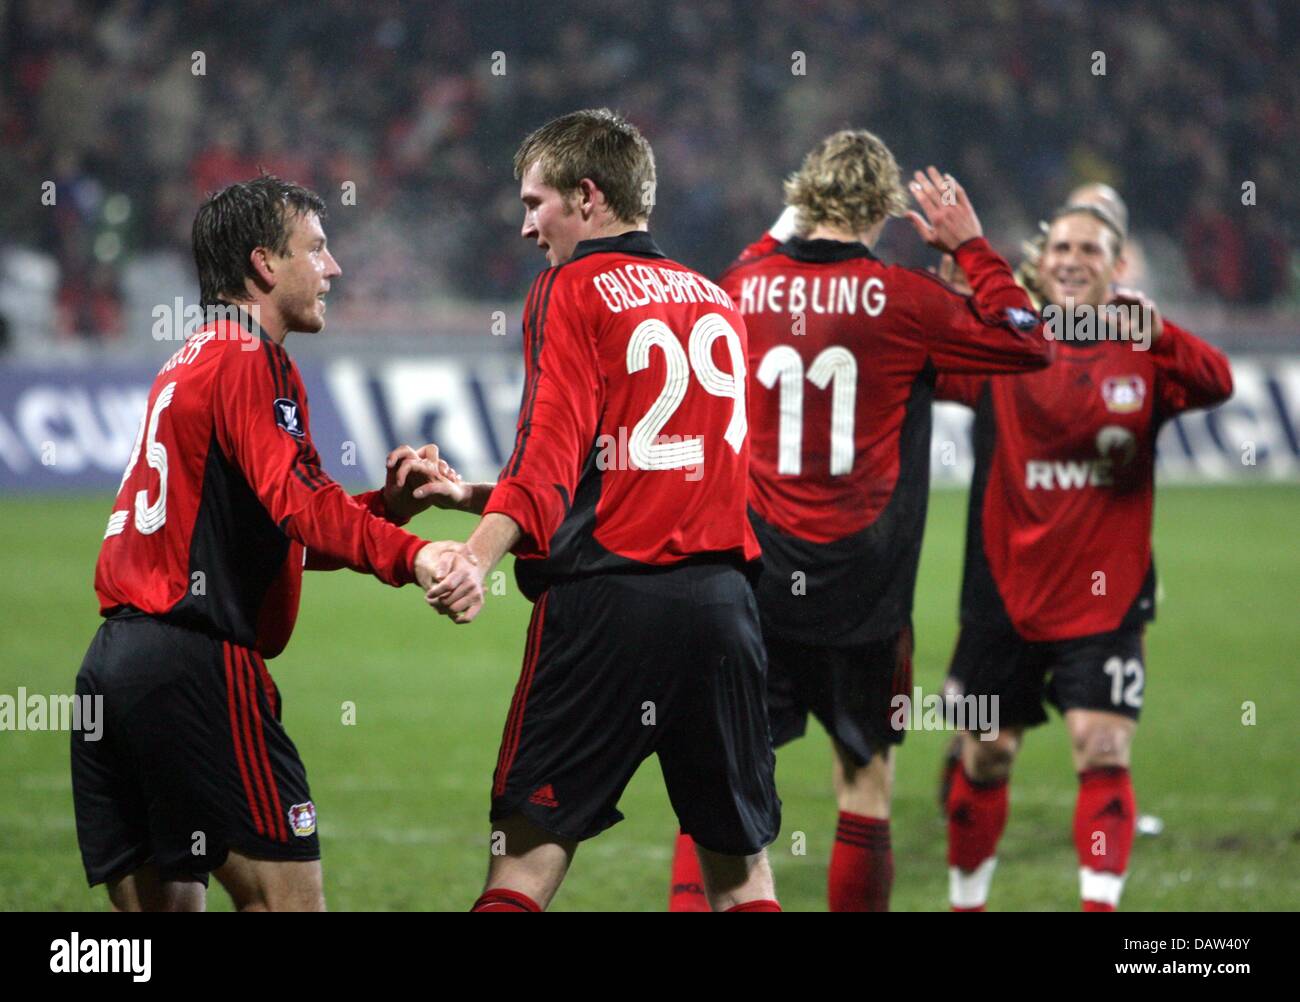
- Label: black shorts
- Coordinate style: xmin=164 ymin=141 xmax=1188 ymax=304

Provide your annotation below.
xmin=766 ymin=626 xmax=914 ymax=767
xmin=490 ymin=563 xmax=781 ymax=856
xmin=944 ymin=624 xmax=1146 ymax=729
xmin=71 ymin=610 xmax=320 ymax=887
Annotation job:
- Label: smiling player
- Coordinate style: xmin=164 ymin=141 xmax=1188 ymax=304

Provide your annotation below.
xmin=73 ymin=175 xmax=453 ymax=912
xmin=936 ymin=204 xmax=1233 ymax=912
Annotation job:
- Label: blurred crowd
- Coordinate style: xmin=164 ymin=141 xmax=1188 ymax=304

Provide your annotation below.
xmin=1 ymin=0 xmax=1296 ymax=342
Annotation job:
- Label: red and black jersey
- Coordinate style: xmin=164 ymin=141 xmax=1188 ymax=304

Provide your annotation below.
xmin=94 ymin=316 xmax=426 ymax=657
xmin=485 ymin=231 xmax=761 ymax=600
xmin=721 ymin=235 xmax=1051 ymax=645
xmin=938 ymin=322 xmax=1233 ymax=642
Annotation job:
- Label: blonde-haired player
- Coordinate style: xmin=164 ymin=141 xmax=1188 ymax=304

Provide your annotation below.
xmin=669 ymin=131 xmax=1052 ymax=910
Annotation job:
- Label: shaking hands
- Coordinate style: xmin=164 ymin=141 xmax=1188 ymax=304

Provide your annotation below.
xmin=413 ymin=541 xmax=486 ymax=624
xmin=382 ymin=443 xmax=471 ymax=520
xmin=384 ymin=440 xmax=506 ymax=624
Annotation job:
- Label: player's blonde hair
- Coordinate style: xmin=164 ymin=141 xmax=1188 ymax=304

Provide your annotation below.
xmin=513 ymin=108 xmax=657 ymax=225
xmin=784 ymin=129 xmax=908 ymax=237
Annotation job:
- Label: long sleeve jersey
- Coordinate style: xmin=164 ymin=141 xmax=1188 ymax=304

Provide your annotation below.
xmin=484 ymin=231 xmax=762 ymax=600
xmin=94 ymin=317 xmax=426 ymax=657
xmin=937 ymin=320 xmax=1233 ymax=641
xmin=723 ymin=234 xmax=1051 ymax=645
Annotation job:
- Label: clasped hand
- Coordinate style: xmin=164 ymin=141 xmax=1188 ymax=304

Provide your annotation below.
xmin=413 ymin=540 xmax=486 ymax=624
xmin=382 ymin=443 xmax=469 ymax=520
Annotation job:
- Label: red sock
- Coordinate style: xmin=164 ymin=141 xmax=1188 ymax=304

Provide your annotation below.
xmin=1074 ymin=766 xmax=1135 ymax=911
xmin=472 ymin=888 xmax=541 ymax=912
xmin=668 ymin=831 xmax=711 ymax=912
xmin=828 ymin=813 xmax=892 ymax=911
xmin=724 ymin=899 xmax=781 ymax=912
xmin=946 ymin=767 xmax=1009 ymax=870
xmin=946 ymin=766 xmax=1008 ymax=911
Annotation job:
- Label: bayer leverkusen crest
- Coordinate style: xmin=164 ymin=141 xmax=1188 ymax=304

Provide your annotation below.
xmin=1101 ymin=375 xmax=1146 ymax=414
xmin=288 ymin=801 xmax=317 ymax=837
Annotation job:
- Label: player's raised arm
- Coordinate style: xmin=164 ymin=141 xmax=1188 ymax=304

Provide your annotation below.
xmin=905 ymin=165 xmax=985 ymax=253
xmin=934 ymin=372 xmax=989 ymax=409
xmin=904 ymin=166 xmax=1052 ymax=373
xmin=721 ymin=205 xmax=802 ymax=278
xmin=212 ymin=340 xmax=430 ymax=588
xmin=1143 ymin=315 xmax=1234 ymax=414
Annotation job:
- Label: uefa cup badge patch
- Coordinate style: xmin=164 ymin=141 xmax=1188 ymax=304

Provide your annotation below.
xmin=1101 ymin=375 xmax=1146 ymax=414
xmin=288 ymin=801 xmax=317 ymax=837
xmin=273 ymin=397 xmax=305 ymax=438
xmin=1004 ymin=306 xmax=1039 ymax=332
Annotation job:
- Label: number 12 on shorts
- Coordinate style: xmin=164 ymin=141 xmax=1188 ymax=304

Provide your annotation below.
xmin=1102 ymin=655 xmax=1144 ymax=708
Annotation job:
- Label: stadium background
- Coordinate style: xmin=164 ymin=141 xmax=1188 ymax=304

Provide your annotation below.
xmin=0 ymin=0 xmax=1296 ymax=910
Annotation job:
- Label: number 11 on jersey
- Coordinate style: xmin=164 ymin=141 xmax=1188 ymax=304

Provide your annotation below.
xmin=757 ymin=345 xmax=857 ymax=476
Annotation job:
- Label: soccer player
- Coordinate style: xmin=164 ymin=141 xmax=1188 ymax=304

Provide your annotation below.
xmin=418 ymin=109 xmax=782 ymax=913
xmin=668 ymin=131 xmax=1053 ymax=911
xmin=937 ymin=203 xmax=1233 ymax=911
xmin=999 ymin=182 xmax=1144 ymax=311
xmin=72 ymin=175 xmax=455 ymax=912
xmin=936 ymin=182 xmax=1141 ymax=808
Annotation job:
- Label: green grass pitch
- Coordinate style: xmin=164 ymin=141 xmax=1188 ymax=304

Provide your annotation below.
xmin=1 ymin=485 xmax=1296 ymax=911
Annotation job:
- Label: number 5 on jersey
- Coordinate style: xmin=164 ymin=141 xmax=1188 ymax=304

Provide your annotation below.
xmin=105 ymin=382 xmax=176 ymax=538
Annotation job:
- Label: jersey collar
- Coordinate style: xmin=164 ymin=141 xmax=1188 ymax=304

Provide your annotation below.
xmin=205 ymin=303 xmax=272 ymax=345
xmin=570 ymin=230 xmax=666 ymax=262
xmin=778 ymin=236 xmax=878 ymax=263
xmin=241 ymin=309 xmax=272 ymax=343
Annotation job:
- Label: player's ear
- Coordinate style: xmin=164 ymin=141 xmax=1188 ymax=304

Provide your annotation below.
xmin=249 ymin=246 xmax=276 ymax=289
xmin=577 ymin=178 xmax=603 ymax=219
